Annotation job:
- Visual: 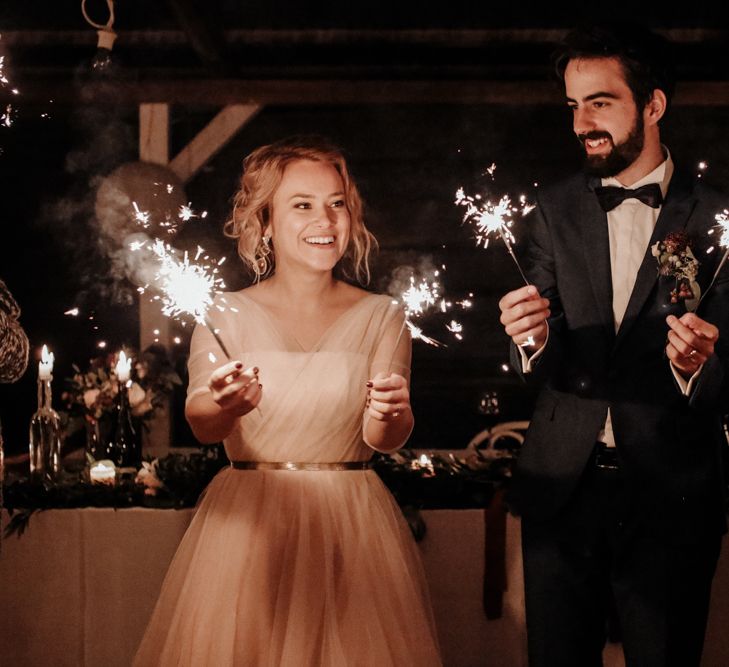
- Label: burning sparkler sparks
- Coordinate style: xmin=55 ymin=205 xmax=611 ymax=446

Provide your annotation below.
xmin=446 ymin=320 xmax=463 ymax=341
xmin=132 ymin=202 xmax=151 ymax=227
xmin=0 ymin=53 xmax=20 ymax=129
xmin=178 ymin=204 xmax=198 ymax=222
xmin=134 ymin=239 xmax=232 ymax=359
xmin=394 ymin=275 xmax=447 ymax=348
xmin=455 ymin=185 xmax=534 ymax=286
xmin=698 ymin=210 xmax=729 ymax=309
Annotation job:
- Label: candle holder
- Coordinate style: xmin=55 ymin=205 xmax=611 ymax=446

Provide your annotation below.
xmin=29 ymin=375 xmax=63 ymax=483
xmin=103 ymin=379 xmax=140 ymax=470
xmin=89 ymin=459 xmax=117 ymax=485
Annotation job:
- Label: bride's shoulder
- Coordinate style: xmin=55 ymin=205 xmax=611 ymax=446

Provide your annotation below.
xmin=228 ymin=283 xmax=267 ymax=305
xmin=336 ymin=284 xmax=396 ymax=315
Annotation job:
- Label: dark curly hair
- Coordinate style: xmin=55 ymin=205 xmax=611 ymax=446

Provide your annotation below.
xmin=553 ymin=22 xmax=676 ymax=115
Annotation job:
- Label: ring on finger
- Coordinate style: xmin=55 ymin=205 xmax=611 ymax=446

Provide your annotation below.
xmin=689 ymin=349 xmax=698 ymax=358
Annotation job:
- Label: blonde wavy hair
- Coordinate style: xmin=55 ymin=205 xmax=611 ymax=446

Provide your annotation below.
xmin=224 ymin=136 xmax=377 ymax=284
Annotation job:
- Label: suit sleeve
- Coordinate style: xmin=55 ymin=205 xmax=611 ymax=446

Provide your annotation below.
xmin=510 ymin=194 xmax=566 ymax=385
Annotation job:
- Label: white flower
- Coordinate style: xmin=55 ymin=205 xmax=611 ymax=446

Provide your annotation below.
xmin=83 ymin=388 xmax=101 ymax=409
xmin=135 ymin=460 xmax=164 ymax=496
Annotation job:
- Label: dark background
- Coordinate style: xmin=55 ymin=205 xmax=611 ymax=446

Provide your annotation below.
xmin=1 ymin=3 xmax=728 ymax=455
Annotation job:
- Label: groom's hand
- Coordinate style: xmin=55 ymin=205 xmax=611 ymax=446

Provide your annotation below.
xmin=498 ymin=285 xmax=550 ymax=350
xmin=666 ymin=313 xmax=718 ymax=378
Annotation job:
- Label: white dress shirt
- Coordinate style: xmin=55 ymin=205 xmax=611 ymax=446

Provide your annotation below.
xmin=521 ymin=150 xmax=700 ymax=447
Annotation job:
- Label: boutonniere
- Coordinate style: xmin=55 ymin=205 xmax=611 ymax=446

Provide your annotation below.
xmin=651 ymin=231 xmax=701 ymax=311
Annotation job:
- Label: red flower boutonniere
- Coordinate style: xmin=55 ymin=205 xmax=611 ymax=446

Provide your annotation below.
xmin=651 ymin=232 xmax=701 ymax=311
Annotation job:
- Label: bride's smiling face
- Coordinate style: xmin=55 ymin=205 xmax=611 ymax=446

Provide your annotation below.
xmin=268 ymin=159 xmax=351 ymax=275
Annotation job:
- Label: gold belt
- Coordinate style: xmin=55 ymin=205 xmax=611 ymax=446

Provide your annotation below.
xmin=230 ymin=461 xmax=372 ymax=471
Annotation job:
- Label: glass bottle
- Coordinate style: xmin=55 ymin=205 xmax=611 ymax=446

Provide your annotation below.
xmin=105 ymin=380 xmax=139 ymax=469
xmin=29 ymin=376 xmax=62 ymax=482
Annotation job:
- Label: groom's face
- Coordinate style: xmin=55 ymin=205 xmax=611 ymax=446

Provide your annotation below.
xmin=565 ymin=56 xmax=646 ymax=177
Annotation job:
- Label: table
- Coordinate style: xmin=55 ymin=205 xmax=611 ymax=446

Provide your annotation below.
xmin=1 ymin=508 xmax=728 ymax=666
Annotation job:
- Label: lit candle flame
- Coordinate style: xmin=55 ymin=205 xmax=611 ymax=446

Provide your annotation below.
xmin=64 ymin=307 xmax=79 ymax=316
xmin=39 ymin=344 xmax=55 ymax=380
xmin=115 ymin=351 xmax=132 ymax=384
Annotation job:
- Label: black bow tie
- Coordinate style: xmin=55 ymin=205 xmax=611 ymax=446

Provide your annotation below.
xmin=594 ymin=183 xmax=663 ymax=212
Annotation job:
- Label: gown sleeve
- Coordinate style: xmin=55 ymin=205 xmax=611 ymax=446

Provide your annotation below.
xmin=369 ymin=301 xmax=412 ymax=382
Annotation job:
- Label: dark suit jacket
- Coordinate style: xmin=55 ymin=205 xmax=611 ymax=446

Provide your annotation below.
xmin=508 ymin=168 xmax=729 ymax=540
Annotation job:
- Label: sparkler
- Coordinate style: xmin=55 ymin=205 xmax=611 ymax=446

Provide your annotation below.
xmin=386 ymin=275 xmax=447 ymax=373
xmin=455 ymin=187 xmax=534 ymax=286
xmin=0 ymin=53 xmax=20 ymax=129
xmin=698 ymin=210 xmax=729 ymax=309
xmin=135 ymin=239 xmax=231 ymax=359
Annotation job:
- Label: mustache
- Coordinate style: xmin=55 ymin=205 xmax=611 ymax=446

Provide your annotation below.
xmin=577 ymin=131 xmax=614 ymax=145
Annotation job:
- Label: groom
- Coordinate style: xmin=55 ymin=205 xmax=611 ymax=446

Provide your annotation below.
xmin=498 ymin=23 xmax=729 ymax=666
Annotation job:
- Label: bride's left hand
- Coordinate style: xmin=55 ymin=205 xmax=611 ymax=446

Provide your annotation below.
xmin=366 ymin=372 xmax=411 ymax=422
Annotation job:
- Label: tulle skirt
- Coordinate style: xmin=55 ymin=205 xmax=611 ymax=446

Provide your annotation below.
xmin=134 ymin=468 xmax=441 ymax=666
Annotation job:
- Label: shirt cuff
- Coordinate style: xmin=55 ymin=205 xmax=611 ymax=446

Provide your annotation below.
xmin=517 ymin=329 xmax=549 ymax=374
xmin=669 ymin=360 xmax=703 ymax=396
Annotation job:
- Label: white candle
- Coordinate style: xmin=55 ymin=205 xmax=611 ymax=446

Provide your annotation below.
xmin=115 ymin=351 xmax=132 ymax=384
xmin=418 ymin=453 xmax=435 ymax=477
xmin=38 ymin=345 xmax=54 ymax=381
xmin=89 ymin=460 xmax=116 ymax=485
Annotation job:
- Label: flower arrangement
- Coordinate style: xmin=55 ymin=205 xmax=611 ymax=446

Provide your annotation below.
xmin=651 ymin=231 xmax=701 ymax=311
xmin=61 ymin=343 xmax=182 ymax=433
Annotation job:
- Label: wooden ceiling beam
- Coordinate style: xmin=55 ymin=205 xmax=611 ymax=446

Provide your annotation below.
xmin=13 ymin=79 xmax=729 ymax=106
xmin=1 ymin=28 xmax=726 ymax=48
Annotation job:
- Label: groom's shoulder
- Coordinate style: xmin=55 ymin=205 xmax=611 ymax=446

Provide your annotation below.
xmin=672 ymin=165 xmax=728 ymax=207
xmin=536 ymin=172 xmax=590 ymax=207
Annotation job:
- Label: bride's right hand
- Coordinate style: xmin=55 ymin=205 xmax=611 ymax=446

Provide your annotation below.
xmin=208 ymin=362 xmax=262 ymax=416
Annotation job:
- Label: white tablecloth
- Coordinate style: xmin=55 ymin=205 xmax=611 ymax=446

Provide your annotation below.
xmin=1 ymin=507 xmax=728 ymax=666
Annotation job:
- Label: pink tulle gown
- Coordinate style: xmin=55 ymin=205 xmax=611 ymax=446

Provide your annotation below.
xmin=134 ymin=292 xmax=442 ymax=667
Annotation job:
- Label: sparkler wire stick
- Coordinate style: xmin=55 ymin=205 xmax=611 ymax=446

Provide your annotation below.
xmin=696 ymin=248 xmax=729 ymax=311
xmin=497 ymin=228 xmax=530 ymax=287
xmin=203 ymin=316 xmax=232 ymax=360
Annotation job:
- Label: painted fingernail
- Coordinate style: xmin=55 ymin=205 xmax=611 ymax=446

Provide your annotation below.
xmin=253 ymin=367 xmax=259 ymax=374
xmin=258 ymin=384 xmax=263 ymax=390
xmin=366 ymin=381 xmax=374 ymax=388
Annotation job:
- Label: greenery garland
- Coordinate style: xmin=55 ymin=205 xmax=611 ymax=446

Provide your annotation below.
xmin=2 ymin=446 xmax=513 ymax=540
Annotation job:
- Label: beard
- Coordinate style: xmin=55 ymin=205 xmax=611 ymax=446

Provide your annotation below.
xmin=579 ymin=113 xmax=645 ymax=178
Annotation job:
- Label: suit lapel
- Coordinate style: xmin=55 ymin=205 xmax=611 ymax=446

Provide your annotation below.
xmin=613 ymin=171 xmax=698 ymax=350
xmin=580 ymin=177 xmax=614 ymax=337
